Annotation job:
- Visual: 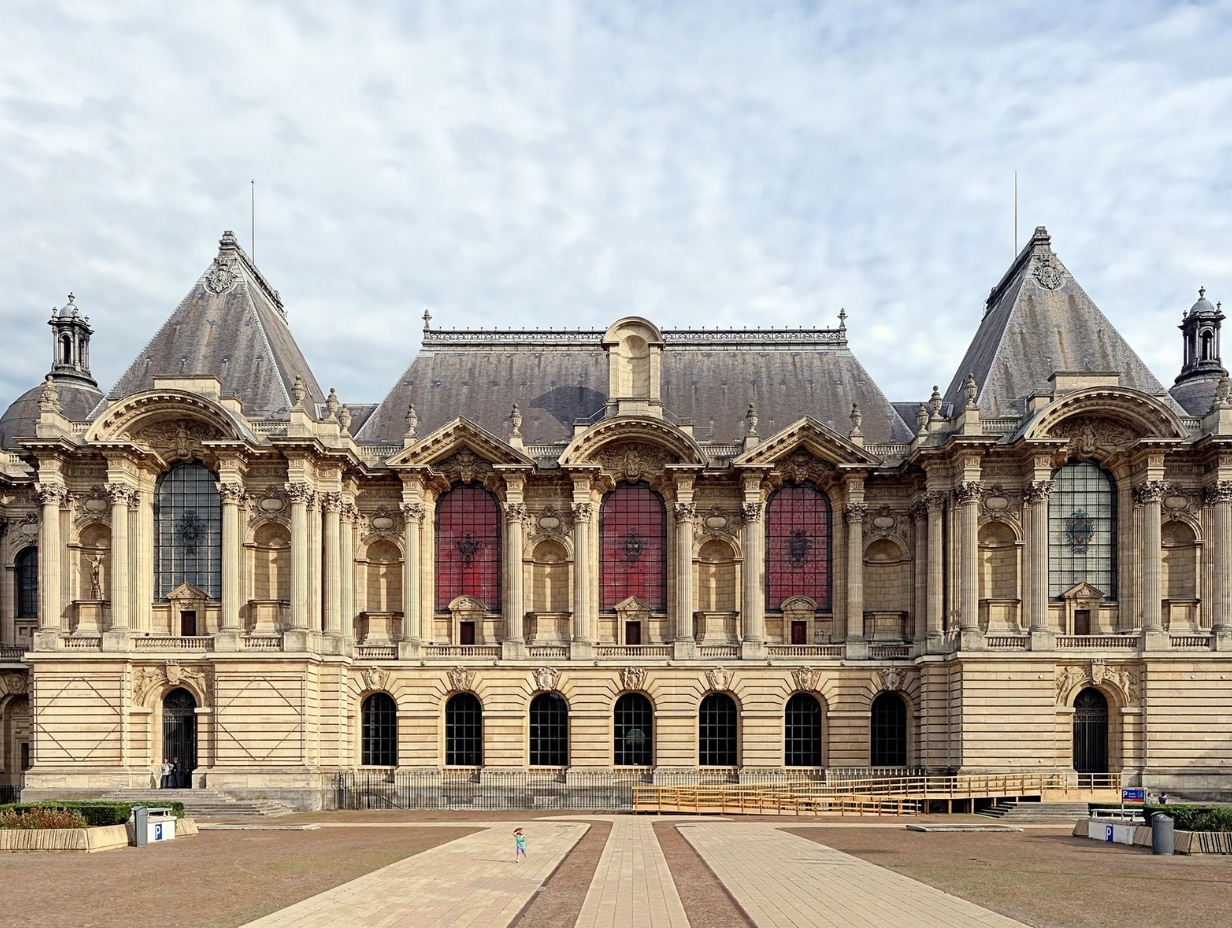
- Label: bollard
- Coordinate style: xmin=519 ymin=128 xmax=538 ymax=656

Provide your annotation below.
xmin=1151 ymin=812 xmax=1173 ymax=856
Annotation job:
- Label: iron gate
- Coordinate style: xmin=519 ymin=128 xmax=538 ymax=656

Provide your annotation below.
xmin=1073 ymin=687 xmax=1108 ymax=773
xmin=163 ymin=687 xmax=197 ymax=787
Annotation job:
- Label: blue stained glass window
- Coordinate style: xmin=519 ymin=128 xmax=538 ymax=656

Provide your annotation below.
xmin=155 ymin=463 xmax=222 ymax=600
xmin=1049 ymin=461 xmax=1117 ymax=601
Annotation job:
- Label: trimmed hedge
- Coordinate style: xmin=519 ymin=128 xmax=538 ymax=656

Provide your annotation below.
xmin=1142 ymin=803 xmax=1232 ymax=833
xmin=0 ymin=801 xmax=185 ymax=827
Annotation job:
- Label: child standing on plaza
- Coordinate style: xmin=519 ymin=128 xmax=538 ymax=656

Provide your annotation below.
xmin=513 ymin=827 xmax=527 ymax=862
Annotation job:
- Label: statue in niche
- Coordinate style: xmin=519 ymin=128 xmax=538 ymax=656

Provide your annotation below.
xmin=87 ymin=554 xmax=104 ymax=600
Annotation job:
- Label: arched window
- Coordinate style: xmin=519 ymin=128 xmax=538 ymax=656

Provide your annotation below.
xmin=1073 ymin=688 xmax=1109 ymax=773
xmin=529 ymin=692 xmax=568 ymax=766
xmin=870 ymin=692 xmax=907 ymax=767
xmin=15 ymin=546 xmax=37 ymax=618
xmin=361 ymin=692 xmax=397 ymax=766
xmin=1049 ymin=462 xmax=1116 ymax=600
xmin=155 ymin=462 xmax=222 ymax=600
xmin=435 ymin=485 xmax=501 ymax=613
xmin=766 ymin=483 xmax=832 ymax=611
xmin=784 ymin=692 xmax=822 ymax=767
xmin=614 ymin=692 xmax=653 ymax=766
xmin=445 ymin=693 xmax=483 ymax=766
xmin=600 ymin=483 xmax=666 ymax=612
xmin=60 ymin=334 xmax=72 ymax=365
xmin=699 ymin=692 xmax=737 ymax=767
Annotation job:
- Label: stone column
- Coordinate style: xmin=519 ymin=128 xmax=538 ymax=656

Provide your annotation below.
xmin=570 ymin=475 xmax=594 ymax=658
xmin=134 ymin=474 xmax=154 ymax=632
xmin=503 ymin=500 xmax=527 ymax=657
xmin=925 ymin=492 xmax=946 ymax=651
xmin=286 ymin=482 xmax=311 ymax=633
xmin=322 ymin=492 xmax=342 ymax=635
xmin=218 ymin=482 xmax=245 ymax=633
xmin=673 ymin=476 xmax=696 ymax=652
xmin=107 ymin=483 xmax=132 ymax=629
xmin=1209 ymin=481 xmax=1232 ymax=648
xmin=340 ymin=500 xmax=357 ymax=639
xmin=307 ymin=492 xmax=321 ymax=632
xmin=1138 ymin=480 xmax=1167 ymax=647
xmin=740 ymin=482 xmax=765 ymax=658
xmin=843 ymin=500 xmax=866 ymax=651
xmin=1024 ymin=479 xmax=1054 ymax=649
xmin=35 ymin=482 xmax=64 ymax=646
xmin=955 ymin=481 xmax=983 ymax=647
xmin=420 ymin=490 xmax=437 ymax=643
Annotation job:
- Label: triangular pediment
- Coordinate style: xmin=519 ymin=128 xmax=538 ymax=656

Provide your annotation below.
xmin=614 ymin=596 xmax=652 ymax=617
xmin=1062 ymin=582 xmax=1104 ymax=602
xmin=167 ymin=582 xmax=210 ymax=604
xmin=732 ymin=417 xmax=879 ymax=468
xmin=387 ymin=417 xmax=533 ymax=469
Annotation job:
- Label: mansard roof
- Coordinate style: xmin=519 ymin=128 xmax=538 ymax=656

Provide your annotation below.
xmin=357 ymin=324 xmax=913 ymax=447
xmin=100 ymin=231 xmax=326 ymax=420
xmin=943 ymin=226 xmax=1177 ymax=419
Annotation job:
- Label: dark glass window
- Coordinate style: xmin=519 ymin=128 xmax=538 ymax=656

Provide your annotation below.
xmin=870 ymin=693 xmax=907 ymax=767
xmin=600 ymin=483 xmax=667 ymax=612
xmin=766 ymin=483 xmax=832 ymax=611
xmin=784 ymin=692 xmax=822 ymax=767
xmin=445 ymin=693 xmax=483 ymax=766
xmin=699 ymin=693 xmax=738 ymax=767
xmin=435 ymin=485 xmax=502 ymax=612
xmin=614 ymin=692 xmax=653 ymax=766
xmin=15 ymin=546 xmax=37 ymax=618
xmin=155 ymin=463 xmax=222 ymax=601
xmin=361 ymin=692 xmax=397 ymax=766
xmin=529 ymin=692 xmax=568 ymax=766
xmin=1049 ymin=462 xmax=1117 ymax=600
xmin=1073 ymin=687 xmax=1109 ymax=773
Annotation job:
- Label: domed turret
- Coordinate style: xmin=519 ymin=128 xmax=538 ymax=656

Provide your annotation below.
xmin=1171 ymin=287 xmax=1228 ymax=415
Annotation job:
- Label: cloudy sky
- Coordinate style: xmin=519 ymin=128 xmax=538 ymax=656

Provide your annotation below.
xmin=3 ymin=1 xmax=1232 ymax=412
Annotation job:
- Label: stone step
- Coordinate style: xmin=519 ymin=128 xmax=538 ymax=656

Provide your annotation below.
xmin=978 ymin=800 xmax=1091 ymax=820
xmin=99 ymin=790 xmax=293 ymax=818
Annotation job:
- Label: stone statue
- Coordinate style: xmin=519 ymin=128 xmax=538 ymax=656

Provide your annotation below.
xmin=87 ymin=554 xmax=104 ymax=600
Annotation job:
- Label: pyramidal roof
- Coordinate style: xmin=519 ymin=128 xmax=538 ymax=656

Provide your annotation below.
xmin=102 ymin=231 xmax=325 ymax=419
xmin=943 ymin=226 xmax=1175 ymax=418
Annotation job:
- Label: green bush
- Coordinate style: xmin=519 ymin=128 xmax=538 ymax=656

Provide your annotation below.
xmin=1142 ymin=803 xmax=1232 ymax=833
xmin=0 ymin=801 xmax=185 ymax=827
xmin=0 ymin=806 xmax=88 ymax=829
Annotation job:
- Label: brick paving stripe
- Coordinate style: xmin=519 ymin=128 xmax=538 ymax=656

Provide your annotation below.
xmin=679 ymin=822 xmax=1031 ymax=928
xmin=237 ymin=822 xmax=587 ymax=928
xmin=574 ymin=817 xmax=690 ymax=928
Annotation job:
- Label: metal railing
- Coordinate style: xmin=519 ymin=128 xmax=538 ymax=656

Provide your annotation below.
xmin=333 ymin=769 xmax=649 ymax=811
xmin=0 ymin=785 xmax=21 ymax=804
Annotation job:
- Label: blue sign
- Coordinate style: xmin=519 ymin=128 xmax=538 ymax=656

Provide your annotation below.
xmin=154 ymin=823 xmax=163 ymax=841
xmin=1122 ymin=788 xmax=1146 ymax=803
xmin=1105 ymin=825 xmax=1114 ymax=842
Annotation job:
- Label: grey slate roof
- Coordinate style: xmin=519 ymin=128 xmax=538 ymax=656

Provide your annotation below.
xmin=943 ymin=226 xmax=1177 ymax=418
xmin=357 ymin=327 xmax=913 ymax=446
xmin=0 ymin=380 xmax=102 ymax=450
xmin=100 ymin=232 xmax=325 ymax=419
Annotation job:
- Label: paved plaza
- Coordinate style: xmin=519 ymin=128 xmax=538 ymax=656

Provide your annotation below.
xmin=238 ymin=817 xmax=1033 ymax=928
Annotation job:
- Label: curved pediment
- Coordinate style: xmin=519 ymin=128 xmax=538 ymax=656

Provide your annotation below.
xmin=86 ymin=390 xmax=256 ymax=451
xmin=558 ymin=416 xmax=707 ymax=470
xmin=1020 ymin=388 xmax=1188 ymax=449
xmin=732 ymin=417 xmax=881 ymax=469
xmin=387 ymin=417 xmax=534 ymax=473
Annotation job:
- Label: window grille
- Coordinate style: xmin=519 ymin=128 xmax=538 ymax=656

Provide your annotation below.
xmin=15 ymin=546 xmax=37 ymax=618
xmin=600 ymin=483 xmax=667 ymax=612
xmin=155 ymin=463 xmax=222 ymax=600
xmin=699 ymin=692 xmax=738 ymax=767
xmin=614 ymin=692 xmax=653 ymax=766
xmin=435 ymin=485 xmax=502 ymax=612
xmin=1072 ymin=687 xmax=1109 ymax=773
xmin=529 ymin=692 xmax=568 ymax=766
xmin=870 ymin=693 xmax=907 ymax=767
xmin=361 ymin=692 xmax=398 ymax=767
xmin=766 ymin=483 xmax=832 ymax=611
xmin=784 ymin=692 xmax=822 ymax=767
xmin=1049 ymin=462 xmax=1117 ymax=600
xmin=162 ymin=687 xmax=198 ymax=777
xmin=445 ymin=693 xmax=483 ymax=766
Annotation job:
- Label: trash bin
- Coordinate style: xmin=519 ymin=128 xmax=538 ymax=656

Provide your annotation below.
xmin=132 ymin=806 xmax=177 ymax=847
xmin=1151 ymin=812 xmax=1173 ymax=856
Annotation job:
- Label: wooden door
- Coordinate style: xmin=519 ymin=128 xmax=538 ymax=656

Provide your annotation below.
xmin=1074 ymin=609 xmax=1091 ymax=636
xmin=180 ymin=611 xmax=197 ymax=637
xmin=459 ymin=621 xmax=476 ymax=645
xmin=625 ymin=621 xmax=642 ymax=645
xmin=791 ymin=621 xmax=807 ymax=645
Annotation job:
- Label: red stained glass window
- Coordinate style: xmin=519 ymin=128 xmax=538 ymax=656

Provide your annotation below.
xmin=435 ymin=485 xmax=502 ymax=612
xmin=600 ymin=483 xmax=667 ymax=612
xmin=766 ymin=483 xmax=831 ymax=611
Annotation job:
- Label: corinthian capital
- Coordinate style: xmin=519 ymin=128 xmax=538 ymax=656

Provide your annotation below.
xmin=401 ymin=502 xmax=426 ymax=525
xmin=953 ymin=481 xmax=983 ymax=505
xmin=504 ymin=502 xmax=529 ymax=524
xmin=106 ymin=483 xmax=137 ymax=507
xmin=571 ymin=502 xmax=592 ymax=524
xmin=1204 ymin=481 xmax=1232 ymax=506
xmin=1022 ymin=480 xmax=1054 ymax=506
xmin=284 ymin=482 xmax=314 ymax=505
xmin=319 ymin=491 xmax=343 ymax=513
xmin=741 ymin=502 xmax=762 ymax=524
xmin=843 ymin=502 xmax=867 ymax=524
xmin=35 ymin=483 xmax=66 ymax=506
xmin=218 ymin=482 xmax=247 ymax=506
xmin=1134 ymin=480 xmax=1168 ymax=506
xmin=674 ymin=502 xmax=696 ymax=524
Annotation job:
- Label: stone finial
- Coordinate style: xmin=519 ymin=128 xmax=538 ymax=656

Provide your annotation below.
xmin=838 ymin=307 xmax=847 ymax=330
xmin=1216 ymin=374 xmax=1232 ymax=410
xmin=422 ymin=308 xmax=432 ymax=333
xmin=745 ymin=403 xmax=759 ymax=437
xmin=291 ymin=375 xmax=307 ymax=408
xmin=39 ymin=375 xmax=60 ymax=414
xmin=325 ymin=387 xmax=340 ymax=419
xmin=404 ymin=403 xmax=419 ymax=441
xmin=338 ymin=405 xmax=352 ymax=431
xmin=848 ymin=403 xmax=863 ymax=443
xmin=509 ymin=403 xmax=522 ymax=440
xmin=916 ymin=403 xmax=929 ymax=435
xmin=928 ymin=385 xmax=943 ymax=419
xmin=67 ymin=292 xmax=79 ymax=316
xmin=963 ymin=372 xmax=978 ymax=408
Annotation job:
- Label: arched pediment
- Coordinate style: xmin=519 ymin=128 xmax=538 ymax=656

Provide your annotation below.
xmin=602 ymin=316 xmax=665 ymax=346
xmin=86 ymin=390 xmax=255 ymax=448
xmin=387 ymin=417 xmax=534 ymax=471
xmin=732 ymin=417 xmax=880 ymax=469
xmin=1021 ymin=388 xmax=1188 ymax=448
xmin=558 ymin=417 xmax=707 ymax=470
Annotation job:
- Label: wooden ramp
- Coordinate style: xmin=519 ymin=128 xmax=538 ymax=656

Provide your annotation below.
xmin=633 ymin=773 xmax=1122 ymax=816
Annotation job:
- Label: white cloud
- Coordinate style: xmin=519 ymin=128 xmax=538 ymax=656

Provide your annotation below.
xmin=3 ymin=0 xmax=1232 ymax=413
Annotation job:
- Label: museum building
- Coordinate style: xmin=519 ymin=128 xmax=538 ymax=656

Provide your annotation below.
xmin=1 ymin=225 xmax=1231 ymax=807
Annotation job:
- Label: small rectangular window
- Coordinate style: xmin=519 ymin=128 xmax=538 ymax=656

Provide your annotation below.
xmin=459 ymin=621 xmax=476 ymax=645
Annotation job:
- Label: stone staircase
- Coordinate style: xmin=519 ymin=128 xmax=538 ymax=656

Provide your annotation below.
xmin=978 ymin=799 xmax=1092 ymax=821
xmin=100 ymin=789 xmax=294 ymax=818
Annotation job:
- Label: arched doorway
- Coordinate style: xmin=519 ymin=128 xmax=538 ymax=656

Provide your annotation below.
xmin=1073 ymin=687 xmax=1108 ymax=773
xmin=163 ymin=688 xmax=197 ymax=788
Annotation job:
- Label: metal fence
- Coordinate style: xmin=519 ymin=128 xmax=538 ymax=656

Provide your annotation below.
xmin=332 ymin=769 xmax=652 ymax=811
xmin=0 ymin=785 xmax=21 ymax=804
